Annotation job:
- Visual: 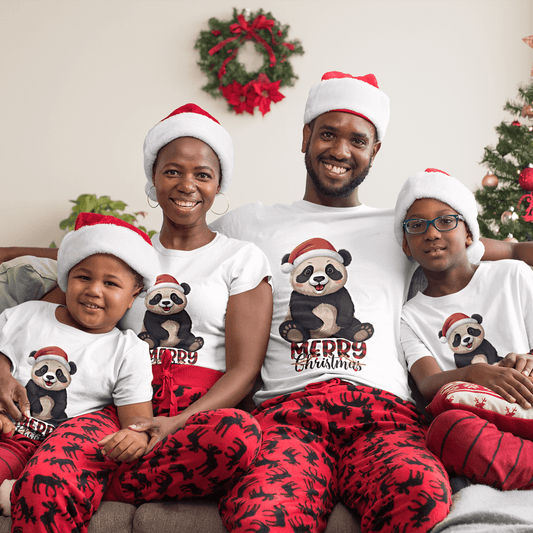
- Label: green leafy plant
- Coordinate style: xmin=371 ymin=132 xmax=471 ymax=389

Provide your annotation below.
xmin=50 ymin=194 xmax=156 ymax=247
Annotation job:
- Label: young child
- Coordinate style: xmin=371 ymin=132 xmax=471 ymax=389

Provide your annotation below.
xmin=395 ymin=168 xmax=533 ymax=490
xmin=0 ymin=212 xmax=158 ymax=514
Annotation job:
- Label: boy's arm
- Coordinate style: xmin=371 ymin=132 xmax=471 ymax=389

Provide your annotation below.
xmin=481 ymin=237 xmax=533 ymax=265
xmin=0 ymin=247 xmax=58 ymax=265
xmin=99 ymin=401 xmax=152 ymax=462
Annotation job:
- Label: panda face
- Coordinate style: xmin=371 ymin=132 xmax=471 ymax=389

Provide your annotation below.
xmin=290 ymin=256 xmax=347 ymax=297
xmin=145 ymin=287 xmax=187 ymax=315
xmin=447 ymin=323 xmax=484 ymax=354
xmin=31 ymin=360 xmax=72 ymax=391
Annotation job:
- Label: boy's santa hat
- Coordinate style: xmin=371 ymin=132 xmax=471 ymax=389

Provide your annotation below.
xmin=439 ymin=313 xmax=478 ymax=343
xmin=281 ymin=238 xmax=344 ymax=274
xmin=28 ymin=346 xmax=73 ymax=372
xmin=143 ymin=103 xmax=234 ymax=201
xmin=57 ymin=213 xmax=158 ymax=292
xmin=394 ymin=168 xmax=485 ymax=264
xmin=304 ymin=71 xmax=390 ymax=141
xmin=146 ymin=274 xmax=186 ymax=295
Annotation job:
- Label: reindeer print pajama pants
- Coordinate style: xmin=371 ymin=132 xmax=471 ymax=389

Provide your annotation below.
xmin=220 ymin=379 xmax=451 ymax=533
xmin=9 ymin=396 xmax=261 ymax=533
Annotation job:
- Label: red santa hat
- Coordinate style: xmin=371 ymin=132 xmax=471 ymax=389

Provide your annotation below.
xmin=281 ymin=238 xmax=344 ymax=274
xmin=439 ymin=313 xmax=478 ymax=343
xmin=304 ymin=71 xmax=390 ymax=140
xmin=57 ymin=213 xmax=158 ymax=292
xmin=143 ymin=103 xmax=234 ymax=201
xmin=394 ymin=168 xmax=485 ymax=264
xmin=146 ymin=274 xmax=186 ymax=295
xmin=28 ymin=346 xmax=72 ymax=372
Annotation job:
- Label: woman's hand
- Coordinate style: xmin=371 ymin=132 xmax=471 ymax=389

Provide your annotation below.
xmin=128 ymin=416 xmax=182 ymax=454
xmin=98 ymin=428 xmax=150 ymax=462
xmin=0 ymin=355 xmax=30 ymax=421
xmin=498 ymin=352 xmax=533 ymax=377
xmin=465 ymin=362 xmax=533 ymax=409
xmin=0 ymin=411 xmax=15 ymax=437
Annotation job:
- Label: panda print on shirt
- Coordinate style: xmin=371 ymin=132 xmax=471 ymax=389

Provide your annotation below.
xmin=279 ymin=238 xmax=374 ymax=373
xmin=438 ymin=312 xmax=503 ymax=368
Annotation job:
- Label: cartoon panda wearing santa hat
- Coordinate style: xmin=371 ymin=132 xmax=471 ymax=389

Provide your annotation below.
xmin=25 ymin=346 xmax=77 ymax=426
xmin=439 ymin=313 xmax=503 ymax=368
xmin=279 ymin=238 xmax=374 ymax=344
xmin=139 ymin=274 xmax=204 ymax=352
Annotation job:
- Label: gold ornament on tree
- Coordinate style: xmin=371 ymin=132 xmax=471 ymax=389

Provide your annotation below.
xmin=482 ymin=173 xmax=499 ymax=188
xmin=501 ymin=207 xmax=519 ymax=224
xmin=521 ymin=104 xmax=533 ymax=118
xmin=504 ymin=234 xmax=518 ymax=243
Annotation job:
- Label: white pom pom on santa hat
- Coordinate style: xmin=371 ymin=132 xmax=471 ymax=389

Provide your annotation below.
xmin=304 ymin=71 xmax=390 ymax=141
xmin=143 ymin=103 xmax=234 ymax=201
xmin=57 ymin=213 xmax=158 ymax=292
xmin=281 ymin=238 xmax=344 ymax=274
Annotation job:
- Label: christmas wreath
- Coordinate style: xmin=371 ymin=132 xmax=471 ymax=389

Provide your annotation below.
xmin=195 ymin=8 xmax=304 ymax=116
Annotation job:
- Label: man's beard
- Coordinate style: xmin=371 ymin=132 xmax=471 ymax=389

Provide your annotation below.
xmin=305 ymin=149 xmax=371 ymax=198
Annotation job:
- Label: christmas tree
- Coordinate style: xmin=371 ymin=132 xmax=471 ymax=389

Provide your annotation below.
xmin=475 ymin=78 xmax=533 ymax=242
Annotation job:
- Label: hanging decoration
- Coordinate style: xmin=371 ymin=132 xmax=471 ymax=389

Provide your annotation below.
xmin=517 ymin=165 xmax=533 ymax=222
xmin=195 ymin=8 xmax=304 ymax=116
xmin=482 ymin=173 xmax=499 ymax=188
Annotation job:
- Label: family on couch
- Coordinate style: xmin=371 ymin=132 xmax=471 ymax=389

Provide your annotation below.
xmin=1 ymin=70 xmax=533 ymax=533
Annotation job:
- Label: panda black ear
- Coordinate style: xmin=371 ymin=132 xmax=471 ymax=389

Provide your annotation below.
xmin=181 ymin=283 xmax=191 ymax=295
xmin=29 ymin=350 xmax=37 ymax=358
xmin=69 ymin=362 xmax=77 ymax=376
xmin=472 ymin=314 xmax=483 ymax=324
xmin=281 ymin=253 xmax=290 ymax=265
xmin=339 ymin=249 xmax=352 ymax=267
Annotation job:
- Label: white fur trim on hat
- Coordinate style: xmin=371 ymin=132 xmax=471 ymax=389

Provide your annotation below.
xmin=394 ymin=168 xmax=485 ymax=264
xmin=304 ymin=72 xmax=390 ymax=141
xmin=57 ymin=214 xmax=158 ymax=292
xmin=144 ymin=103 xmax=234 ymax=200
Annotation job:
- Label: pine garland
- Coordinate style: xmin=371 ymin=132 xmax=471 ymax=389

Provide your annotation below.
xmin=195 ymin=8 xmax=304 ymax=116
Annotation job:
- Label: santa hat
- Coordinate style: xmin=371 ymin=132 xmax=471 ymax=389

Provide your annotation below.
xmin=304 ymin=71 xmax=390 ymax=141
xmin=57 ymin=213 xmax=158 ymax=292
xmin=146 ymin=274 xmax=186 ymax=295
xmin=439 ymin=313 xmax=478 ymax=343
xmin=281 ymin=238 xmax=344 ymax=274
xmin=143 ymin=103 xmax=234 ymax=200
xmin=394 ymin=168 xmax=485 ymax=264
xmin=28 ymin=346 xmax=72 ymax=372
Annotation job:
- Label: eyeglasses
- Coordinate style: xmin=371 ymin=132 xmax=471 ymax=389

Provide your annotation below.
xmin=403 ymin=214 xmax=466 ymax=235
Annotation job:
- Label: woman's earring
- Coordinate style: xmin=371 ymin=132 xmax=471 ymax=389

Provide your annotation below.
xmin=147 ymin=186 xmax=159 ymax=209
xmin=210 ymin=192 xmax=229 ymax=216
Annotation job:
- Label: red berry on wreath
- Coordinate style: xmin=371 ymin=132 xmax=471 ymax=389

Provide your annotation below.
xmin=482 ymin=173 xmax=498 ymax=188
xmin=519 ymin=166 xmax=533 ymax=191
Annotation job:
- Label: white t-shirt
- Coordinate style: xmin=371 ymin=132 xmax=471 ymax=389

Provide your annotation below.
xmin=211 ymin=200 xmax=417 ymax=404
xmin=120 ymin=232 xmax=272 ymax=372
xmin=0 ymin=301 xmax=152 ymax=428
xmin=401 ymin=260 xmax=533 ymax=372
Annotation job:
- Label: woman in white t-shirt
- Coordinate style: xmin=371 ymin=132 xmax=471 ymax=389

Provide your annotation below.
xmin=10 ymin=104 xmax=273 ymax=533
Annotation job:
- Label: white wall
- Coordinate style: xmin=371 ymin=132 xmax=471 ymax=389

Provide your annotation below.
xmin=1 ymin=0 xmax=532 ymax=246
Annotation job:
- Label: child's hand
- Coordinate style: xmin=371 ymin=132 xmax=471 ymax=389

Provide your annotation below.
xmin=0 ymin=411 xmax=15 ymax=438
xmin=498 ymin=352 xmax=533 ymax=377
xmin=98 ymin=428 xmax=149 ymax=462
xmin=465 ymin=362 xmax=533 ymax=409
xmin=128 ymin=416 xmax=182 ymax=454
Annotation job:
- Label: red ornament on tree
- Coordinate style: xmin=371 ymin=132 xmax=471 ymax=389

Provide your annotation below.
xmin=482 ymin=173 xmax=499 ymax=188
xmin=519 ymin=167 xmax=533 ymax=191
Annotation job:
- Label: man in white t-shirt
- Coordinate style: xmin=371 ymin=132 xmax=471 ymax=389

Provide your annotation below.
xmin=211 ymin=71 xmax=452 ymax=533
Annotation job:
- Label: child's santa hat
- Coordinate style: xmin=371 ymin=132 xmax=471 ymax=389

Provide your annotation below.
xmin=439 ymin=313 xmax=479 ymax=343
xmin=28 ymin=346 xmax=76 ymax=374
xmin=143 ymin=103 xmax=234 ymax=201
xmin=57 ymin=213 xmax=158 ymax=292
xmin=304 ymin=71 xmax=390 ymax=141
xmin=394 ymin=168 xmax=485 ymax=264
xmin=281 ymin=238 xmax=345 ymax=274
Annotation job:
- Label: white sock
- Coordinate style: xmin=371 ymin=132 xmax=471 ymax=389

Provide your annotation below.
xmin=0 ymin=479 xmax=16 ymax=517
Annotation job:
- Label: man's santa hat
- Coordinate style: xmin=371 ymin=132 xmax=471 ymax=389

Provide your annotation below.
xmin=28 ymin=346 xmax=74 ymax=373
xmin=281 ymin=238 xmax=345 ymax=274
xmin=143 ymin=103 xmax=234 ymax=201
xmin=304 ymin=71 xmax=390 ymax=141
xmin=439 ymin=313 xmax=479 ymax=343
xmin=146 ymin=274 xmax=187 ymax=296
xmin=394 ymin=168 xmax=484 ymax=264
xmin=57 ymin=213 xmax=158 ymax=292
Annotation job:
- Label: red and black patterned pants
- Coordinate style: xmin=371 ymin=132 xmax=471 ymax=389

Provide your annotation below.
xmin=220 ymin=379 xmax=451 ymax=533
xmin=9 ymin=404 xmax=261 ymax=533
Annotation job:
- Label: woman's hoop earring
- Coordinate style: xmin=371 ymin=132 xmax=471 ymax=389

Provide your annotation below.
xmin=210 ymin=192 xmax=230 ymax=216
xmin=147 ymin=186 xmax=159 ymax=209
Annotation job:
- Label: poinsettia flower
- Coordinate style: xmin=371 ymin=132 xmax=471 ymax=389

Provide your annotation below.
xmin=248 ymin=73 xmax=285 ymax=116
xmin=220 ymin=81 xmax=255 ymax=115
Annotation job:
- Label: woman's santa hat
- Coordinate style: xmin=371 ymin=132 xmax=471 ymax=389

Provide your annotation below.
xmin=28 ymin=346 xmax=75 ymax=373
xmin=143 ymin=103 xmax=234 ymax=201
xmin=304 ymin=71 xmax=390 ymax=141
xmin=394 ymin=168 xmax=485 ymax=264
xmin=439 ymin=313 xmax=479 ymax=343
xmin=146 ymin=274 xmax=187 ymax=296
xmin=57 ymin=213 xmax=158 ymax=292
xmin=281 ymin=238 xmax=345 ymax=274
